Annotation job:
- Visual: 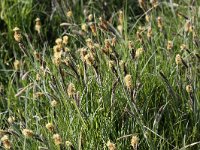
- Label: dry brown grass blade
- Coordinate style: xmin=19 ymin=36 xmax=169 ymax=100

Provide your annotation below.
xmin=179 ymin=141 xmax=200 ymax=150
xmin=15 ymin=83 xmax=33 ymax=97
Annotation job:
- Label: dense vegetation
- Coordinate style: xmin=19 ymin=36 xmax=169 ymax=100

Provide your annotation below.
xmin=0 ymin=0 xmax=200 ymax=149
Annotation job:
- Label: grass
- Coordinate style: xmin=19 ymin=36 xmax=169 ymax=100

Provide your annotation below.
xmin=0 ymin=0 xmax=200 ymax=149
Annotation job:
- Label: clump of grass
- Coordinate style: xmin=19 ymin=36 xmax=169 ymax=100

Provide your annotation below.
xmin=0 ymin=0 xmax=200 ymax=149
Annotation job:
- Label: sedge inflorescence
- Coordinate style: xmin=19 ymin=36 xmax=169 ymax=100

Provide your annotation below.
xmin=5 ymin=1 xmax=199 ymax=149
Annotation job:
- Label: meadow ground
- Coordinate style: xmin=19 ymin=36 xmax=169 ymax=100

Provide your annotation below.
xmin=0 ymin=0 xmax=200 ymax=149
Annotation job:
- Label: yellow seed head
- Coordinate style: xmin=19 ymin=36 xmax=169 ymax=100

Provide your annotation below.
xmin=55 ymin=38 xmax=63 ymax=46
xmin=157 ymin=17 xmax=163 ymax=30
xmin=119 ymin=60 xmax=125 ymax=70
xmin=145 ymin=14 xmax=150 ymax=22
xmin=167 ymin=41 xmax=173 ymax=50
xmin=117 ymin=25 xmax=123 ymax=34
xmin=1 ymin=135 xmax=9 ymax=142
xmin=84 ymin=53 xmax=95 ymax=66
xmin=1 ymin=135 xmax=11 ymax=149
xmin=36 ymin=73 xmax=41 ymax=81
xmin=186 ymin=85 xmax=193 ymax=93
xmin=138 ymin=26 xmax=145 ymax=32
xmin=88 ymin=14 xmax=93 ymax=21
xmin=131 ymin=135 xmax=139 ymax=149
xmin=8 ymin=116 xmax=15 ymax=124
xmin=147 ymin=26 xmax=152 ymax=39
xmin=138 ymin=0 xmax=145 ymax=10
xmin=175 ymin=54 xmax=182 ymax=65
xmin=22 ymin=129 xmax=34 ymax=138
xmin=124 ymin=74 xmax=133 ymax=89
xmin=185 ymin=20 xmax=192 ymax=33
xmin=67 ymin=83 xmax=76 ymax=97
xmin=78 ymin=48 xmax=87 ymax=61
xmin=51 ymin=100 xmax=58 ymax=107
xmin=128 ymin=41 xmax=134 ymax=50
xmin=150 ymin=0 xmax=158 ymax=7
xmin=33 ymin=92 xmax=44 ymax=99
xmin=54 ymin=50 xmax=62 ymax=59
xmin=135 ymin=47 xmax=144 ymax=58
xmin=118 ymin=10 xmax=123 ymax=25
xmin=89 ymin=24 xmax=97 ymax=36
xmin=136 ymin=31 xmax=143 ymax=42
xmin=111 ymin=37 xmax=117 ymax=47
xmin=107 ymin=140 xmax=116 ymax=150
xmin=35 ymin=18 xmax=40 ymax=22
xmin=86 ymin=38 xmax=94 ymax=49
xmin=35 ymin=18 xmax=41 ymax=34
xmin=104 ymin=39 xmax=112 ymax=53
xmin=46 ymin=123 xmax=54 ymax=132
xmin=33 ymin=51 xmax=41 ymax=60
xmin=53 ymin=45 xmax=62 ymax=53
xmin=14 ymin=32 xmax=22 ymax=42
xmin=67 ymin=11 xmax=73 ymax=18
xmin=13 ymin=27 xmax=22 ymax=42
xmin=94 ymin=43 xmax=100 ymax=48
xmin=65 ymin=141 xmax=73 ymax=147
xmin=104 ymin=39 xmax=111 ymax=49
xmin=13 ymin=27 xmax=20 ymax=33
xmin=14 ymin=60 xmax=20 ymax=70
xmin=62 ymin=36 xmax=69 ymax=45
xmin=81 ymin=23 xmax=88 ymax=32
xmin=180 ymin=44 xmax=187 ymax=51
xmin=64 ymin=47 xmax=70 ymax=52
xmin=53 ymin=54 xmax=62 ymax=66
xmin=108 ymin=60 xmax=115 ymax=70
xmin=53 ymin=134 xmax=62 ymax=145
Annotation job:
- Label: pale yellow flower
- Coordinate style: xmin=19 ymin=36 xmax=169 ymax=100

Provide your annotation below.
xmin=131 ymin=135 xmax=139 ymax=149
xmin=35 ymin=18 xmax=41 ymax=34
xmin=46 ymin=123 xmax=54 ymax=132
xmin=65 ymin=141 xmax=73 ymax=147
xmin=67 ymin=83 xmax=76 ymax=97
xmin=157 ymin=17 xmax=163 ymax=30
xmin=180 ymin=44 xmax=187 ymax=51
xmin=107 ymin=140 xmax=116 ymax=150
xmin=22 ymin=129 xmax=34 ymax=138
xmin=14 ymin=32 xmax=22 ymax=42
xmin=185 ymin=20 xmax=192 ymax=33
xmin=88 ymin=14 xmax=93 ymax=21
xmin=135 ymin=48 xmax=144 ymax=58
xmin=14 ymin=60 xmax=20 ymax=70
xmin=175 ymin=54 xmax=182 ymax=65
xmin=55 ymin=38 xmax=62 ymax=45
xmin=8 ymin=116 xmax=15 ymax=124
xmin=147 ymin=26 xmax=152 ymax=39
xmin=167 ymin=41 xmax=173 ymax=50
xmin=62 ymin=35 xmax=69 ymax=45
xmin=51 ymin=100 xmax=58 ymax=107
xmin=53 ymin=134 xmax=62 ymax=145
xmin=186 ymin=85 xmax=193 ymax=93
xmin=84 ymin=53 xmax=95 ymax=66
xmin=81 ymin=23 xmax=88 ymax=32
xmin=117 ymin=25 xmax=123 ymax=34
xmin=86 ymin=38 xmax=94 ymax=49
xmin=67 ymin=11 xmax=73 ymax=18
xmin=124 ymin=74 xmax=133 ymax=89
xmin=1 ymin=135 xmax=11 ymax=149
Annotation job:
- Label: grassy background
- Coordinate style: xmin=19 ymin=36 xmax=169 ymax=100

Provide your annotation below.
xmin=0 ymin=0 xmax=200 ymax=149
